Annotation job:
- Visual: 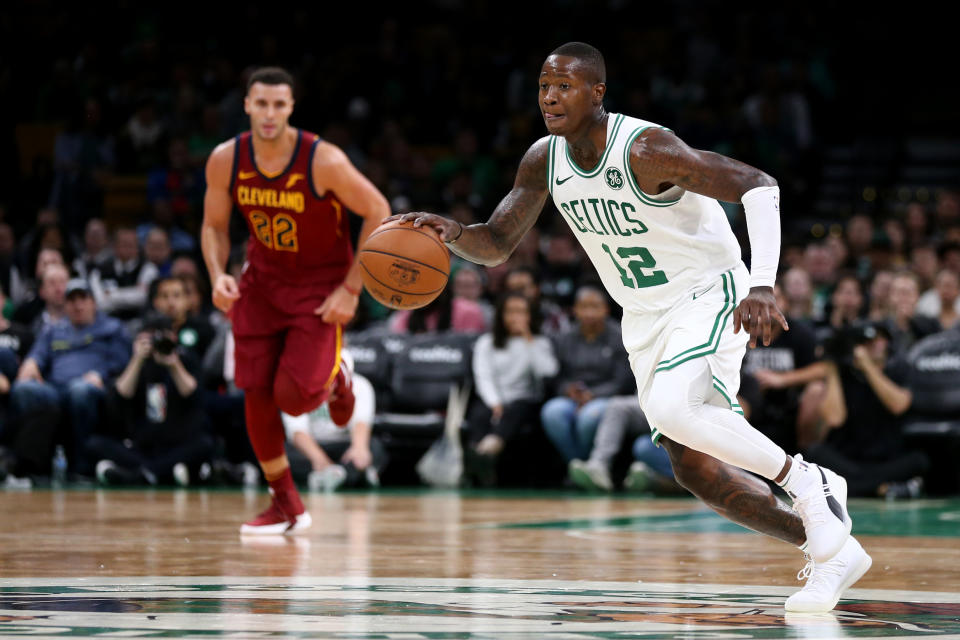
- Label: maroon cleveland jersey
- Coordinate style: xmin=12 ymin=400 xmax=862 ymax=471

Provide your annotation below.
xmin=230 ymin=129 xmax=353 ymax=286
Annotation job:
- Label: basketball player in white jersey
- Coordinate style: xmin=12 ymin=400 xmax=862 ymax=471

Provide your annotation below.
xmin=386 ymin=42 xmax=870 ymax=612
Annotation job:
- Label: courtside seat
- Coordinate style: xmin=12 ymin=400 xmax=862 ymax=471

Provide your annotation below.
xmin=903 ymin=330 xmax=960 ymax=494
xmin=373 ymin=331 xmax=476 ymax=442
xmin=345 ymin=330 xmax=402 ymax=411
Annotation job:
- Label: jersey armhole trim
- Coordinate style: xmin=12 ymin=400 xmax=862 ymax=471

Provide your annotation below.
xmin=228 ymin=135 xmax=242 ymax=193
xmin=547 ymin=136 xmax=556 ymax=196
xmin=307 ymin=136 xmax=326 ymax=200
xmin=623 ymin=126 xmax=683 ymax=208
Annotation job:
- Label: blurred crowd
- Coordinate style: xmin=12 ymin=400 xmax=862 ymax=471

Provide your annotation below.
xmin=1 ymin=2 xmax=958 ymax=495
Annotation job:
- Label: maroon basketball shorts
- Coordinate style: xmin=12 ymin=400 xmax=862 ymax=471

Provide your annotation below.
xmin=231 ymin=283 xmax=342 ymax=395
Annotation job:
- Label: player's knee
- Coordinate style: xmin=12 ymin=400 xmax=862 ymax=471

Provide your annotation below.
xmin=273 ymin=369 xmax=323 ymax=416
xmin=643 ymin=390 xmax=691 ymax=439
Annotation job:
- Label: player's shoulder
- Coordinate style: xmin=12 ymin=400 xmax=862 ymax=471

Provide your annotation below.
xmin=515 ymin=136 xmax=552 ymax=187
xmin=206 ymin=137 xmax=237 ymax=171
xmin=311 ymin=138 xmax=349 ymax=169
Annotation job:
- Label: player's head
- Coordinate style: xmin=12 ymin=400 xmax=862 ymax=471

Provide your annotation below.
xmin=540 ymin=42 xmax=607 ymax=136
xmin=245 ymin=66 xmax=295 ymax=141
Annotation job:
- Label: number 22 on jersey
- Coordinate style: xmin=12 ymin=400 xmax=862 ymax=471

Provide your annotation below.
xmin=601 ymin=243 xmax=668 ymax=289
xmin=248 ymin=211 xmax=299 ymax=252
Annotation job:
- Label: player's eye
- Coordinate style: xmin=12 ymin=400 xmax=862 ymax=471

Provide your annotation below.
xmin=539 ymin=82 xmax=548 ymax=90
xmin=560 ymin=83 xmax=570 ymax=90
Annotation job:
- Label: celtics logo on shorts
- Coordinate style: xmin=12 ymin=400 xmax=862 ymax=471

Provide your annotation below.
xmin=605 ymin=167 xmax=624 ymax=190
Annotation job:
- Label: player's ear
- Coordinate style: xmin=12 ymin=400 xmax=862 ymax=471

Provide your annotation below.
xmin=593 ymin=82 xmax=606 ymax=105
xmin=243 ymin=95 xmax=251 ymax=115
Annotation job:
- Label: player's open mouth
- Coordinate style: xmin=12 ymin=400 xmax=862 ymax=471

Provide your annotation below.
xmin=544 ymin=113 xmax=565 ymax=121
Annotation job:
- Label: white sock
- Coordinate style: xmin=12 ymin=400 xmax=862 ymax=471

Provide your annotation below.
xmin=778 ymin=455 xmax=813 ymax=496
xmin=644 ymin=360 xmax=788 ymax=480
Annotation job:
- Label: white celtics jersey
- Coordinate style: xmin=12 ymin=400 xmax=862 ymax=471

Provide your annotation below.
xmin=547 ymin=113 xmax=743 ymax=314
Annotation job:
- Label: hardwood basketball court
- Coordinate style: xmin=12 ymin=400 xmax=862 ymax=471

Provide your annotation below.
xmin=1 ymin=487 xmax=959 ymax=638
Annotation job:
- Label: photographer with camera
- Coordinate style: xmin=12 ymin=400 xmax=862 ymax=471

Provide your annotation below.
xmin=805 ymin=320 xmax=930 ymax=499
xmin=88 ymin=310 xmax=214 ymax=486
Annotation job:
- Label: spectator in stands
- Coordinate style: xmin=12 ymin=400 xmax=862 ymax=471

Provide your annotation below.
xmin=503 ymin=265 xmax=570 ymax=336
xmin=90 ymin=227 xmax=158 ymax=320
xmin=137 ymin=276 xmax=214 ymax=363
xmin=72 ymin=218 xmax=112 ymax=279
xmin=10 ymin=278 xmax=130 ymax=475
xmin=814 ymin=271 xmax=865 ymax=345
xmin=904 ymin=203 xmax=932 ymax=250
xmin=929 ymin=268 xmax=960 ymax=330
xmin=910 ymin=243 xmax=940 ymax=294
xmin=137 ymin=199 xmax=197 ymax=254
xmin=143 ymin=227 xmax=173 ymax=277
xmin=866 ymin=269 xmax=894 ymax=322
xmin=14 ymin=208 xmax=60 ymax=275
xmin=0 ymin=283 xmax=34 ymax=438
xmin=781 ymin=266 xmax=814 ymax=321
xmin=14 ymin=259 xmax=69 ymax=334
xmin=282 ymin=351 xmax=386 ymax=491
xmin=451 ymin=263 xmax=493 ymax=327
xmin=388 ymin=286 xmax=487 ymax=334
xmin=0 ymin=223 xmax=27 ymax=306
xmin=844 ymin=214 xmax=875 ymax=279
xmin=464 ymin=292 xmax=558 ymax=486
xmin=90 ymin=312 xmax=213 ymax=486
xmin=881 ymin=272 xmax=939 ymax=356
xmin=145 ymin=137 xmax=204 ymax=236
xmin=807 ymin=320 xmax=929 ymax=499
xmin=541 ymin=285 xmax=633 ymax=467
xmin=567 ymin=394 xmax=650 ymax=492
xmin=802 ymin=241 xmax=839 ymax=321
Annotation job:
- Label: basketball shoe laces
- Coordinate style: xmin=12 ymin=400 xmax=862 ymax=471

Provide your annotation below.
xmin=796 ymin=554 xmax=844 ymax=587
xmin=790 ymin=471 xmax=829 ymax=527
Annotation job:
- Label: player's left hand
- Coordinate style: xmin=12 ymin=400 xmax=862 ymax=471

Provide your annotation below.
xmin=733 ymin=286 xmax=789 ymax=348
xmin=315 ymin=285 xmax=359 ymax=325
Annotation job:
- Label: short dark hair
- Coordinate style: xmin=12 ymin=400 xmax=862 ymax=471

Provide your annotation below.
xmin=149 ymin=275 xmax=184 ymax=303
xmin=492 ymin=292 xmax=542 ymax=349
xmin=549 ymin=42 xmax=606 ymax=84
xmin=246 ymin=67 xmax=295 ymax=93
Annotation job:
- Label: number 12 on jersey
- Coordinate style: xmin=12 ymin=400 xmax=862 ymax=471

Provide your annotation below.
xmin=601 ymin=243 xmax=668 ymax=289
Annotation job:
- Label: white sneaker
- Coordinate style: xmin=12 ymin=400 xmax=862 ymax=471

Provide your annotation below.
xmin=784 ymin=455 xmax=852 ymax=562
xmin=242 ymin=462 xmax=261 ymax=487
xmin=568 ymin=459 xmax=613 ymax=492
xmin=172 ymin=462 xmax=189 ymax=487
xmin=308 ymin=465 xmax=347 ymax=492
xmin=785 ymin=536 xmax=872 ymax=613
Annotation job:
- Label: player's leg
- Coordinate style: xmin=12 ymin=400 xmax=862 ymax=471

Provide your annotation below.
xmin=645 ymin=357 xmax=851 ymax=563
xmin=234 ymin=305 xmax=311 ymax=534
xmin=660 ymin=434 xmax=871 ymax=612
xmin=275 ymin=319 xmax=353 ymax=425
xmin=660 ymin=436 xmax=804 ymax=545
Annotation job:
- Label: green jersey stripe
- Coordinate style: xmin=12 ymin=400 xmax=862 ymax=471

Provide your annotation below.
xmin=655 ymin=271 xmax=733 ymax=368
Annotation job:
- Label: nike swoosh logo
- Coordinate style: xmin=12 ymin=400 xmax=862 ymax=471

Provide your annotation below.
xmin=238 ymin=170 xmax=258 ymax=180
xmin=555 ymin=175 xmax=573 ymax=185
xmin=692 ymin=284 xmax=715 ymax=300
xmin=820 ymin=468 xmax=846 ymax=522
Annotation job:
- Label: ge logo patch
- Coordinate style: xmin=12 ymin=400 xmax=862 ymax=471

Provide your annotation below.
xmin=605 ymin=167 xmax=624 ymax=190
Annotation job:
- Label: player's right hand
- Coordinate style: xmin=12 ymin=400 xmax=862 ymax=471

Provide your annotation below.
xmin=382 ymin=213 xmax=464 ymax=243
xmin=212 ymin=273 xmax=241 ymax=314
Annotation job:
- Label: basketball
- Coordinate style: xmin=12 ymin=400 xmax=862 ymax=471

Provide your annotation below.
xmin=358 ymin=220 xmax=451 ymax=310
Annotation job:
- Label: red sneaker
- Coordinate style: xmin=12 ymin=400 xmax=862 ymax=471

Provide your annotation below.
xmin=239 ymin=489 xmax=312 ymax=535
xmin=328 ymin=359 xmax=355 ymax=428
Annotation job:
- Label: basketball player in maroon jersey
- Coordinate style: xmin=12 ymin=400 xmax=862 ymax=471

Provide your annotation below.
xmin=201 ymin=67 xmax=390 ymax=534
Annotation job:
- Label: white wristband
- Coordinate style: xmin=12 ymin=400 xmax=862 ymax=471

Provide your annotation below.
xmin=741 ymin=185 xmax=781 ymax=289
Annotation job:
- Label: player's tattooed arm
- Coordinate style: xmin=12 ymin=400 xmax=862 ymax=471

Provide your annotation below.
xmin=390 ymin=138 xmax=550 ymax=266
xmin=628 ymin=128 xmax=776 ymax=202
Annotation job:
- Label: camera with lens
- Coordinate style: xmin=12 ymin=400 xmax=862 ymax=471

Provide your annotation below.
xmin=822 ymin=321 xmax=888 ymax=367
xmin=141 ymin=312 xmax=178 ymax=356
